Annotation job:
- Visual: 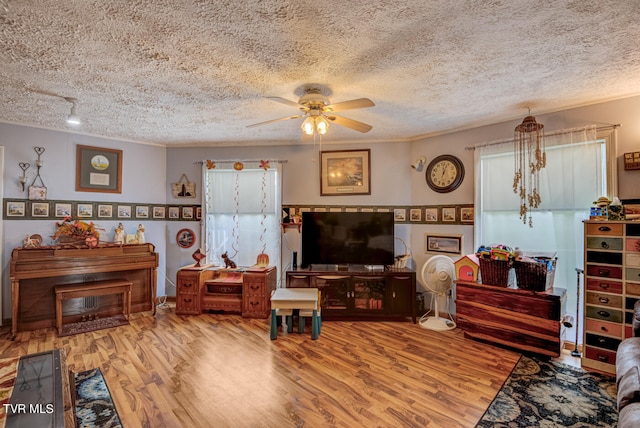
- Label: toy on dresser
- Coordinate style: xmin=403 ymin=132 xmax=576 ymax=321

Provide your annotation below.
xmin=221 ymin=252 xmax=237 ymax=268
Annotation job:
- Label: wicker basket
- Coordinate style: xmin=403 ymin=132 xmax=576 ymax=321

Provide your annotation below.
xmin=479 ymin=258 xmax=514 ymax=287
xmin=393 ymin=237 xmax=411 ymax=269
xmin=514 ymin=258 xmax=557 ymax=291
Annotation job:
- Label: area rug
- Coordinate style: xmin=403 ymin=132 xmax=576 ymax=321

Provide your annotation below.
xmin=60 ymin=315 xmax=129 ymax=337
xmin=476 ymin=355 xmax=618 ymax=427
xmin=0 ymin=357 xmax=20 ymax=428
xmin=74 ymin=367 xmax=123 ymax=428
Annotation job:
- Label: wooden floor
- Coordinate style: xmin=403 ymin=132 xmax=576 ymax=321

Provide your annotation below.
xmin=1 ymin=305 xmax=576 ymax=427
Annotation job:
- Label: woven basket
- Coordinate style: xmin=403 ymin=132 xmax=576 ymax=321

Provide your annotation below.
xmin=479 ymin=258 xmax=514 ymax=287
xmin=393 ymin=237 xmax=411 ymax=269
xmin=514 ymin=258 xmax=557 ymax=291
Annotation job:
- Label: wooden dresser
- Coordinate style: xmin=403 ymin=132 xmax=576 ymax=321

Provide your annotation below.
xmin=455 ymin=280 xmax=567 ymax=357
xmin=175 ymin=265 xmax=276 ymax=318
xmin=9 ymin=243 xmax=159 ymax=339
xmin=582 ymin=220 xmax=640 ymax=374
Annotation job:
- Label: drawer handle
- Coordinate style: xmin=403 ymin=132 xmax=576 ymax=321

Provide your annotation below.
xmin=598 ymin=226 xmax=612 ymax=232
xmin=598 ymin=283 xmax=610 ymax=290
xmin=597 ymin=269 xmax=611 ymax=277
xmin=184 ymin=298 xmax=192 ymax=303
xmin=597 ymin=354 xmax=609 ymax=362
xmin=251 ymin=285 xmax=260 ymax=290
xmin=184 ymin=283 xmax=193 ymax=288
xmin=598 ymin=297 xmax=610 ymax=304
xmin=600 ymin=326 xmax=609 ymax=332
xmin=597 ymin=310 xmax=611 ymax=318
xmin=600 ymin=241 xmax=610 ymax=249
xmin=598 ymin=338 xmax=606 ymax=344
xmin=250 ymin=301 xmax=259 ymax=306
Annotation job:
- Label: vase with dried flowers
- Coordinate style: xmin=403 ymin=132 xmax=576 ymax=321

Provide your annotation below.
xmin=52 ymin=216 xmax=103 ymax=247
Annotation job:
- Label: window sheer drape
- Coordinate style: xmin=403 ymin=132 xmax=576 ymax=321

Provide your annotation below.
xmin=203 ymin=163 xmax=282 ymax=278
xmin=474 ymin=125 xmax=605 ymax=344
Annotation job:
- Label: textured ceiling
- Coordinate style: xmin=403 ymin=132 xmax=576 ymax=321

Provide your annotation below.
xmin=1 ymin=0 xmax=640 ymax=147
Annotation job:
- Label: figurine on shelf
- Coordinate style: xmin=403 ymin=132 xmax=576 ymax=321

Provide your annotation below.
xmin=192 ymin=248 xmax=206 ymax=267
xmin=114 ymin=223 xmax=125 ymax=244
xmin=135 ymin=224 xmax=145 ymax=244
xmin=221 ymin=252 xmax=236 ymax=268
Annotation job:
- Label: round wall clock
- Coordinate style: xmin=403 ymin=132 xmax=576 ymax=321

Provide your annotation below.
xmin=176 ymin=228 xmax=195 ymax=248
xmin=425 ymin=155 xmax=465 ymax=193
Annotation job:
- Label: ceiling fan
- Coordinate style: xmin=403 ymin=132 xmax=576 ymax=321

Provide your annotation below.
xmin=247 ymin=84 xmax=375 ymax=134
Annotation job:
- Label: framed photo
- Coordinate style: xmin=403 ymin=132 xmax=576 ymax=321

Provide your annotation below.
xmin=461 ymin=207 xmax=474 ymax=223
xmin=409 ymin=208 xmax=421 ymax=222
xmin=153 ymin=206 xmax=166 ymax=219
xmin=425 ymin=234 xmax=462 ymax=255
xmin=98 ymin=204 xmax=113 ymax=218
xmin=168 ymin=206 xmax=180 ymax=219
xmin=31 ymin=202 xmax=49 ymax=217
xmin=55 ymin=203 xmax=72 ymax=217
xmin=117 ymin=205 xmax=132 ymax=218
xmin=6 ymin=201 xmax=25 ymax=217
xmin=196 ymin=207 xmax=202 ymax=220
xmin=394 ymin=208 xmax=406 ymax=222
xmin=442 ymin=207 xmax=456 ymax=222
xmin=77 ymin=203 xmax=93 ymax=218
xmin=425 ymin=208 xmax=438 ymax=222
xmin=182 ymin=206 xmax=194 ymax=219
xmin=136 ymin=206 xmax=149 ymax=218
xmin=76 ymin=144 xmax=123 ymax=193
xmin=320 ymin=149 xmax=371 ymax=196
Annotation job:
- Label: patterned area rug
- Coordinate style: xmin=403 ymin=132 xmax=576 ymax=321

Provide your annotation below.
xmin=74 ymin=368 xmax=123 ymax=428
xmin=60 ymin=315 xmax=129 ymax=337
xmin=0 ymin=357 xmax=20 ymax=428
xmin=476 ymin=355 xmax=618 ymax=427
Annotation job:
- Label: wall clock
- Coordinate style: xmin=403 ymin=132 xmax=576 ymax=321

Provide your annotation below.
xmin=425 ymin=155 xmax=465 ymax=193
xmin=176 ymin=228 xmax=195 ymax=248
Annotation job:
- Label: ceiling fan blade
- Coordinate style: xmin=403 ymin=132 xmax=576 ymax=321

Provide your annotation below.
xmin=324 ymin=98 xmax=375 ymax=112
xmin=326 ymin=115 xmax=373 ymax=133
xmin=266 ymin=97 xmax=303 ymax=109
xmin=246 ymin=115 xmax=303 ymax=128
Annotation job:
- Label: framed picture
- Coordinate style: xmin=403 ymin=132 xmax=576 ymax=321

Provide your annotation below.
xmin=461 ymin=207 xmax=474 ymax=223
xmin=77 ymin=203 xmax=93 ymax=218
xmin=168 ymin=206 xmax=180 ymax=219
xmin=425 ymin=208 xmax=438 ymax=222
xmin=31 ymin=202 xmax=49 ymax=217
xmin=98 ymin=204 xmax=113 ymax=218
xmin=176 ymin=228 xmax=196 ymax=248
xmin=182 ymin=206 xmax=194 ymax=219
xmin=442 ymin=207 xmax=456 ymax=222
xmin=409 ymin=208 xmax=421 ymax=222
xmin=196 ymin=207 xmax=202 ymax=220
xmin=117 ymin=205 xmax=132 ymax=218
xmin=6 ymin=201 xmax=25 ymax=217
xmin=425 ymin=234 xmax=462 ymax=255
xmin=394 ymin=208 xmax=406 ymax=222
xmin=76 ymin=144 xmax=123 ymax=193
xmin=153 ymin=206 xmax=166 ymax=219
xmin=136 ymin=206 xmax=149 ymax=218
xmin=320 ymin=149 xmax=371 ymax=196
xmin=55 ymin=203 xmax=72 ymax=217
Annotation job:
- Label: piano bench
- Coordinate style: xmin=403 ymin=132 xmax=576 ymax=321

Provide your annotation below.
xmin=54 ymin=279 xmax=133 ymax=335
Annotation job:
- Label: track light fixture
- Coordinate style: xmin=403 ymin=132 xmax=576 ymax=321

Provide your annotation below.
xmin=64 ymin=97 xmax=81 ymax=126
xmin=411 ymin=156 xmax=426 ymax=171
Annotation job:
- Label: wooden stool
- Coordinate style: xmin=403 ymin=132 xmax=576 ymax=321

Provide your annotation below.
xmin=55 ymin=279 xmax=132 ymax=335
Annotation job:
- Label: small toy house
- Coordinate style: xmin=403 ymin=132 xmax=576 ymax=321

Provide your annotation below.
xmin=455 ymin=254 xmax=480 ymax=282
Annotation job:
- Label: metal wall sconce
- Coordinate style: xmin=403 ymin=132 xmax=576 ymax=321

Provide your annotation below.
xmin=18 ymin=162 xmax=30 ymax=191
xmin=411 ymin=156 xmax=426 ymax=171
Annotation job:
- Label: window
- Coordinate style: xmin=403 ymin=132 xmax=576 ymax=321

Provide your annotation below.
xmin=203 ymin=163 xmax=282 ymax=279
xmin=474 ymin=125 xmax=616 ymax=344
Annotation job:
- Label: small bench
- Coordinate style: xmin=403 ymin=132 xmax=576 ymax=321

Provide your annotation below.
xmin=54 ymin=279 xmax=133 ymax=335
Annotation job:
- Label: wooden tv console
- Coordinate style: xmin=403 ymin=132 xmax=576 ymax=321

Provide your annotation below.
xmin=9 ymin=243 xmax=159 ymax=340
xmin=175 ymin=265 xmax=276 ymax=318
xmin=285 ymin=267 xmax=416 ymax=322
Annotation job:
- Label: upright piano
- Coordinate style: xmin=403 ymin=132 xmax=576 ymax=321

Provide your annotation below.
xmin=9 ymin=243 xmax=158 ymax=339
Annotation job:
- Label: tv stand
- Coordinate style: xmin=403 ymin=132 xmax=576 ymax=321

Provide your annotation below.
xmin=286 ymin=267 xmax=416 ymax=323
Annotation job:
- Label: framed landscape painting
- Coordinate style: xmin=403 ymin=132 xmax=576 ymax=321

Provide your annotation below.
xmin=320 ymin=149 xmax=371 ymax=196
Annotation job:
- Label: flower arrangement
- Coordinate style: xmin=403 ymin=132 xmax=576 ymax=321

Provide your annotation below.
xmin=52 ymin=216 xmax=102 ymax=244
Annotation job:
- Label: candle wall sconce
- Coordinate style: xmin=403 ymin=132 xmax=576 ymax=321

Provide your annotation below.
xmin=18 ymin=162 xmax=30 ymax=192
xmin=28 ymin=146 xmax=47 ymax=200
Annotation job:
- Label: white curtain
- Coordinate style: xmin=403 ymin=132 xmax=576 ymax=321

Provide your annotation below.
xmin=203 ymin=162 xmax=282 ymax=278
xmin=474 ymin=125 xmax=605 ymax=344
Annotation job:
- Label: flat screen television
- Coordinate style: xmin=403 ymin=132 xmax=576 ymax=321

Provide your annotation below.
xmin=301 ymin=211 xmax=395 ymax=268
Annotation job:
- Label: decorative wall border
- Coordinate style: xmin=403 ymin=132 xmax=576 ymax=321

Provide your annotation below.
xmin=283 ymin=204 xmax=474 ymax=225
xmin=3 ymin=199 xmax=202 ymax=222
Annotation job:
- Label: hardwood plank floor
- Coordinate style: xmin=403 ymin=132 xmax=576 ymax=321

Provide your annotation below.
xmin=2 ymin=305 xmax=539 ymax=427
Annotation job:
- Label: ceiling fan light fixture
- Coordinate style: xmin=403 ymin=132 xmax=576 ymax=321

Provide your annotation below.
xmin=316 ymin=116 xmax=329 ymax=135
xmin=301 ymin=116 xmax=315 ymax=135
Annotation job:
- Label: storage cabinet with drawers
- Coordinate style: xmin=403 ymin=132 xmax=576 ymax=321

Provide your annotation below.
xmin=582 ymin=221 xmax=640 ymax=373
